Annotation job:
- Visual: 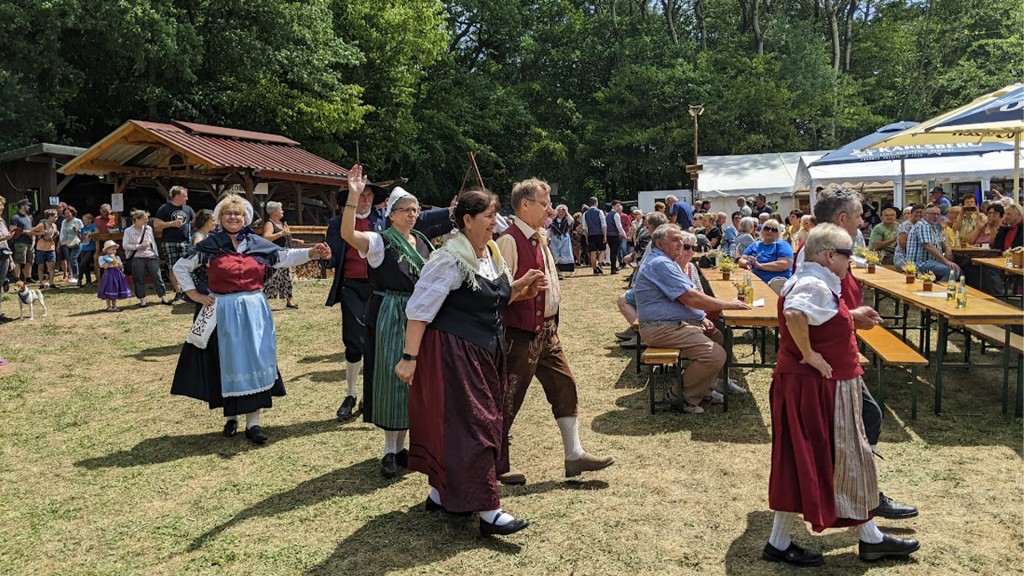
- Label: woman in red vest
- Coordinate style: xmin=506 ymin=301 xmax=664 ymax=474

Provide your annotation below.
xmin=764 ymin=224 xmax=920 ymax=567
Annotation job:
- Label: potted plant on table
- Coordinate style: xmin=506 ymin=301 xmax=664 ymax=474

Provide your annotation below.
xmin=917 ymin=271 xmax=936 ymax=291
xmin=718 ymin=258 xmax=737 ymax=281
xmin=902 ymin=263 xmax=917 ymax=284
xmin=1005 ymin=246 xmax=1024 ymax=268
xmin=864 ymin=250 xmax=881 ymax=274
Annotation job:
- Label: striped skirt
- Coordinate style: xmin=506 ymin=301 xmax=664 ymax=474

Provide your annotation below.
xmin=371 ymin=290 xmax=411 ymax=430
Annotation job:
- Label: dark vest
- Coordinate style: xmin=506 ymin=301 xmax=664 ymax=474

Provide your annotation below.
xmin=584 ymin=207 xmax=603 ymax=233
xmin=502 ymin=224 xmax=547 ymax=333
xmin=776 ymin=293 xmax=863 ymax=381
xmin=431 ymin=272 xmax=511 ymax=354
xmin=606 ymin=211 xmax=620 ymax=237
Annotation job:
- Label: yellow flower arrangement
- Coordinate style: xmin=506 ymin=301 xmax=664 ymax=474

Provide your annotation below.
xmin=916 ymin=272 xmax=936 ymax=283
xmin=902 ymin=263 xmax=917 ymax=276
xmin=864 ymin=251 xmax=881 ymax=266
xmin=718 ymin=259 xmax=737 ymax=272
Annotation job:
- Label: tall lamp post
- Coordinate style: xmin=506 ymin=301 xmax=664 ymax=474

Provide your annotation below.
xmin=688 ymin=104 xmax=704 ymax=201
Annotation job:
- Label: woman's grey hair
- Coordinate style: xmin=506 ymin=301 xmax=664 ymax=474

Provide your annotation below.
xmin=645 ymin=211 xmax=668 ymax=229
xmin=680 ymin=231 xmax=697 ymax=245
xmin=804 ymin=223 xmax=853 ymax=258
xmin=265 ymin=201 xmax=283 ymax=215
xmin=738 ymin=216 xmax=758 ymax=234
xmin=813 ymin=184 xmax=863 ymax=225
xmin=800 ymin=214 xmax=815 ymax=225
xmin=392 ymin=195 xmax=419 ymax=212
xmin=652 ymin=223 xmax=681 ymax=243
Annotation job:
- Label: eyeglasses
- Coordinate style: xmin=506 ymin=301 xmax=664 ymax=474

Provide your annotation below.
xmin=762 ymin=227 xmax=779 ymax=232
xmin=833 ymin=247 xmax=853 ymax=257
xmin=681 ymin=244 xmax=695 ymax=251
xmin=221 ymin=211 xmax=245 ymax=219
xmin=393 ymin=207 xmax=420 ymax=215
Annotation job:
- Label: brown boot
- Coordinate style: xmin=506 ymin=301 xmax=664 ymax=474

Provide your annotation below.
xmin=498 ymin=465 xmax=527 ymax=485
xmin=565 ymin=452 xmax=615 ymax=478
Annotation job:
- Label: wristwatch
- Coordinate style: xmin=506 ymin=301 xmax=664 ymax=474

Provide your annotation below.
xmin=401 ymin=352 xmax=417 ymax=361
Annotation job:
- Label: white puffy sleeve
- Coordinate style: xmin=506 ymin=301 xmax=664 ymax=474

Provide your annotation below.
xmin=173 ymin=252 xmax=201 ymax=293
xmin=273 ymin=248 xmax=312 ymax=269
xmin=783 ymin=277 xmax=839 ymax=326
xmin=358 ymin=232 xmax=385 ymax=268
xmin=406 ymin=253 xmax=465 ymax=323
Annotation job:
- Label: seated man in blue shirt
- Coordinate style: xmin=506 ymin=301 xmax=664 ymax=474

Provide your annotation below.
xmin=906 ymin=204 xmax=960 ymax=282
xmin=634 ymin=223 xmax=749 ymax=414
xmin=739 ymin=218 xmax=794 ymax=288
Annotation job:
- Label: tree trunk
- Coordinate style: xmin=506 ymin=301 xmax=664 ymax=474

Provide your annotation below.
xmin=696 ymin=0 xmax=707 ymax=50
xmin=752 ymin=0 xmax=764 ymax=55
xmin=738 ymin=0 xmax=751 ymax=33
xmin=843 ymin=0 xmax=857 ymax=72
xmin=661 ymin=0 xmax=679 ymax=44
xmin=823 ymin=0 xmax=841 ymax=74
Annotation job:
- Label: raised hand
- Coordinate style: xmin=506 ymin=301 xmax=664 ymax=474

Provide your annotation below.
xmin=347 ymin=164 xmax=368 ymax=197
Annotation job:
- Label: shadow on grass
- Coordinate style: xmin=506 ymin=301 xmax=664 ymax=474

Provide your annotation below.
xmin=191 ymin=458 xmax=391 ymax=551
xmin=288 ymin=369 xmax=346 ymax=384
xmin=501 ymin=478 xmax=609 ymax=498
xmin=130 ymin=343 xmax=182 ymax=362
xmin=723 ymin=511 xmax=911 ymax=574
xmin=592 ymin=389 xmax=771 ymax=444
xmin=75 ymin=418 xmax=343 ymax=469
xmin=305 ymin=505 xmax=521 ymax=575
xmin=299 ymin=352 xmax=345 ymax=365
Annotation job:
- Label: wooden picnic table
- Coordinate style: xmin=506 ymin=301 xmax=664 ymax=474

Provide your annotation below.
xmin=851 ymin=265 xmax=1023 ymax=415
xmin=702 ymin=267 xmax=781 ymax=412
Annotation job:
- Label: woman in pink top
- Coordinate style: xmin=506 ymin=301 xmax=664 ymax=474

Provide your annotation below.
xmin=967 ymin=203 xmax=1003 ymax=247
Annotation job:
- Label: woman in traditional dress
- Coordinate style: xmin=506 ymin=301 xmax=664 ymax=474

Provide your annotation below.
xmin=340 ymin=165 xmax=433 ymax=478
xmin=548 ymin=204 xmax=574 ymax=279
xmin=764 ymin=224 xmax=919 ymax=567
xmin=262 ymin=201 xmax=303 ymax=309
xmin=396 ymin=188 xmax=546 ymax=537
xmin=170 ymin=194 xmax=330 ymax=445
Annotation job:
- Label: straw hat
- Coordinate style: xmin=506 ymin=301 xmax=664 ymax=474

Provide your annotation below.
xmin=102 ymin=240 xmax=120 ymax=252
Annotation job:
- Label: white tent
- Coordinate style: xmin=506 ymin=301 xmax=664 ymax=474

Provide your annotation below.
xmin=793 ymin=150 xmax=1020 ymax=206
xmin=696 ymin=150 xmax=831 ymax=213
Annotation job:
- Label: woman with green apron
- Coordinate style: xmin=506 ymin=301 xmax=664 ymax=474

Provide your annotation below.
xmin=341 ymin=165 xmax=433 ymax=478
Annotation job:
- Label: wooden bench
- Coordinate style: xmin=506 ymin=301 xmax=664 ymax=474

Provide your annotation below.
xmin=857 ymin=325 xmax=929 ymax=419
xmin=640 ymin=348 xmax=683 ymax=414
xmin=964 ymin=325 xmax=1024 ymax=415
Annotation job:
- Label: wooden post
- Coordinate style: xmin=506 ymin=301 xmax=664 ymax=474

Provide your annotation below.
xmin=242 ymin=171 xmax=256 ymax=206
xmin=293 ymin=182 xmax=304 ymax=225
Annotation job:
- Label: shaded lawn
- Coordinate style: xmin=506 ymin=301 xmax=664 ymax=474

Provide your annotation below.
xmin=0 ymin=274 xmax=1021 ymax=575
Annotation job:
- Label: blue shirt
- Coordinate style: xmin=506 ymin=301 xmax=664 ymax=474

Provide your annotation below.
xmin=743 ymin=239 xmax=794 ymax=283
xmin=724 ymin=225 xmax=738 ymax=252
xmin=633 ymin=247 xmax=705 ymax=322
xmin=907 ymin=220 xmax=944 ymax=267
xmin=670 ymin=201 xmax=694 ymax=230
xmin=80 ymin=223 xmax=97 ymax=251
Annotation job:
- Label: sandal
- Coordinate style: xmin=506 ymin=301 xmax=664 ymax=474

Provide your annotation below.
xmin=285 ymin=303 xmax=299 ymax=309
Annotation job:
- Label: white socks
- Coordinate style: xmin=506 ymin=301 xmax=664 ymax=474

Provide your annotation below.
xmin=479 ymin=509 xmax=514 ymax=526
xmin=384 ymin=431 xmax=399 ymax=454
xmin=245 ymin=410 xmax=260 ymax=429
xmin=396 ymin=430 xmax=407 ymax=453
xmin=346 ymin=360 xmax=361 ymax=397
xmin=768 ymin=511 xmax=798 ymax=550
xmin=556 ymin=416 xmax=585 ymax=460
xmin=858 ymin=520 xmax=884 ymax=544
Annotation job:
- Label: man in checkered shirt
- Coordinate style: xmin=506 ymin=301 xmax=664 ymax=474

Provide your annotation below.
xmin=153 ymin=185 xmax=196 ymax=302
xmin=906 ymin=204 xmax=960 ymax=281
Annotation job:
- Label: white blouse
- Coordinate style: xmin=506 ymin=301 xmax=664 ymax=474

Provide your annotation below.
xmin=406 ymin=251 xmax=500 ymax=323
xmin=780 ymin=261 xmax=842 ymax=326
xmin=358 ymin=232 xmax=386 ymax=269
xmin=172 ymin=245 xmax=312 ymax=293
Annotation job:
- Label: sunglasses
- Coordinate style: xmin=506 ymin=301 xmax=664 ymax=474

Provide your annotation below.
xmin=682 ymin=244 xmax=696 ymax=251
xmin=833 ymin=247 xmax=853 ymax=257
xmin=762 ymin=227 xmax=779 ymax=232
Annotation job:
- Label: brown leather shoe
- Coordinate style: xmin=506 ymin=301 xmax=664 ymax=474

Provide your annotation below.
xmin=565 ymin=452 xmax=615 ymax=477
xmin=497 ymin=466 xmax=527 ymax=485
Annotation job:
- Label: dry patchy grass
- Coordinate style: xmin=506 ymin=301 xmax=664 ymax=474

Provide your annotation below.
xmin=0 ymin=273 xmax=1021 ymax=575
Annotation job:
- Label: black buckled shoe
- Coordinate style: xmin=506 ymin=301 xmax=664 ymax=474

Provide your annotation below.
xmin=424 ymin=497 xmax=473 ymax=517
xmin=244 ymin=425 xmax=268 ymax=445
xmin=859 ymin=534 xmax=920 ymax=562
xmin=872 ymin=492 xmax=918 ymax=519
xmin=396 ymin=448 xmax=409 ymax=468
xmin=336 ymin=396 xmax=358 ymax=421
xmin=479 ymin=513 xmax=530 ymax=536
xmin=380 ymin=453 xmax=398 ymax=478
xmin=762 ymin=542 xmax=825 ymax=567
xmin=222 ymin=419 xmax=238 ymax=438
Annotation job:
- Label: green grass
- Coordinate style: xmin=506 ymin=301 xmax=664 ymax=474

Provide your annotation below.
xmin=0 ymin=274 xmax=1021 ymax=575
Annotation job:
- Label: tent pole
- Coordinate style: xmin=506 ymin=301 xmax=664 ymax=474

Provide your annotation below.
xmin=900 ymin=157 xmax=906 ymax=210
xmin=1015 ymin=132 xmax=1021 ymax=202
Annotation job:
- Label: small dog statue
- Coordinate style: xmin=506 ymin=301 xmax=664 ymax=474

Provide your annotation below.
xmin=14 ymin=281 xmax=47 ymax=320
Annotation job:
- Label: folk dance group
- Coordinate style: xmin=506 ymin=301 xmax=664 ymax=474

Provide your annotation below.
xmin=163 ymin=176 xmax=921 ymax=553
xmin=168 ymin=170 xmax=613 ymax=537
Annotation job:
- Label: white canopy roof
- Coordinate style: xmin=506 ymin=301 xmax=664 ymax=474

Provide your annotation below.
xmin=793 ymin=150 xmax=1020 ymax=192
xmin=697 ymin=151 xmax=831 ymax=199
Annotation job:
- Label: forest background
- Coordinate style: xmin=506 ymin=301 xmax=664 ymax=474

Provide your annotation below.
xmin=1 ymin=0 xmax=1021 ymax=208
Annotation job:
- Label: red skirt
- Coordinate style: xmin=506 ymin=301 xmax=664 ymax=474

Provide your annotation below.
xmin=408 ymin=329 xmax=507 ymax=513
xmin=768 ymin=372 xmax=866 ymax=532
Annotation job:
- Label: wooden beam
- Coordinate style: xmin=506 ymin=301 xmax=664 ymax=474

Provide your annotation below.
xmin=153 ymin=181 xmax=169 ymax=200
xmin=293 ymin=182 xmax=304 ymax=225
xmin=55 ymin=174 xmax=77 ymax=194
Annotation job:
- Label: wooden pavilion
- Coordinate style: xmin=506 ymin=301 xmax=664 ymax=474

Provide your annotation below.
xmin=59 ymin=120 xmax=351 ymax=224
